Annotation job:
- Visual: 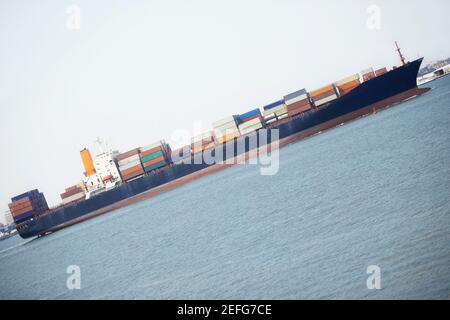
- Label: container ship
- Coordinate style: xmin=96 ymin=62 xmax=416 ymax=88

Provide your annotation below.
xmin=9 ymin=45 xmax=430 ymax=239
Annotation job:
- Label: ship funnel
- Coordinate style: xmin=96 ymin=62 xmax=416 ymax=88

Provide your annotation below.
xmin=80 ymin=148 xmax=96 ymax=177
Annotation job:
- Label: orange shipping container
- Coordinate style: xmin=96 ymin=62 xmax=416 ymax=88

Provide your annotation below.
xmin=10 ymin=203 xmax=33 ymax=213
xmin=311 ymin=84 xmax=335 ymax=98
xmin=339 ymin=88 xmax=357 ymax=96
xmin=337 ymin=79 xmax=361 ymax=91
xmin=8 ymin=197 xmax=31 ymax=208
xmin=11 ymin=204 xmax=34 ymax=217
xmin=120 ymin=164 xmax=143 ymax=176
xmin=8 ymin=199 xmax=32 ymax=211
xmin=312 ymin=90 xmax=336 ymax=101
xmin=121 ymin=171 xmax=144 ymax=182
xmin=143 ymin=155 xmax=166 ymax=168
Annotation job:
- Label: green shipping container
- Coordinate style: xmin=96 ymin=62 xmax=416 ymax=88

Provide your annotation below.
xmin=144 ymin=161 xmax=167 ymax=172
xmin=140 ymin=150 xmax=164 ymax=163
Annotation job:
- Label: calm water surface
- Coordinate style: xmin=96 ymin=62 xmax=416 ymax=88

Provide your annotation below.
xmin=1 ymin=77 xmax=449 ymax=299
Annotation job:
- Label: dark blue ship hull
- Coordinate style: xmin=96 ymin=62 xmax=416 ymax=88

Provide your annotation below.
xmin=18 ymin=58 xmax=425 ymax=239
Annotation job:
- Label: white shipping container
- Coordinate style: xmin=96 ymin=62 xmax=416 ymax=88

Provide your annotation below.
xmin=191 ymin=131 xmax=215 ymax=144
xmin=124 ymin=174 xmax=145 ymax=183
xmin=274 ymin=106 xmax=288 ymax=116
xmin=214 ymin=121 xmax=239 ymax=131
xmin=119 ymin=160 xmax=141 ymax=171
xmin=335 ymin=74 xmax=360 ymax=86
xmin=212 ymin=116 xmax=237 ymax=128
xmin=117 ymin=154 xmax=141 ymax=166
xmin=314 ymin=94 xmax=338 ymax=107
xmin=238 ymin=117 xmax=263 ymax=130
xmin=140 ymin=141 xmax=163 ymax=152
xmin=264 ymin=113 xmax=277 ymax=121
xmin=361 ymin=68 xmax=374 ymax=76
xmin=62 ymin=192 xmax=85 ymax=205
xmin=263 ymin=110 xmax=276 ymax=118
xmin=263 ymin=104 xmax=287 ymax=117
xmin=272 ymin=104 xmax=287 ymax=114
xmin=283 ymin=89 xmax=307 ymax=103
xmin=214 ymin=128 xmax=240 ymax=138
xmin=277 ymin=114 xmax=289 ymax=120
xmin=284 ymin=94 xmax=309 ymax=106
xmin=239 ymin=123 xmax=263 ymax=135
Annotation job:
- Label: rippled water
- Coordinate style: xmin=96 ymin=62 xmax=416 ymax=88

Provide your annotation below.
xmin=1 ymin=77 xmax=449 ymax=299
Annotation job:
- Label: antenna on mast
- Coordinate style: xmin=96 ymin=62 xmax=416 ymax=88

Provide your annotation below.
xmin=95 ymin=137 xmax=110 ymax=154
xmin=395 ymin=41 xmax=407 ymax=66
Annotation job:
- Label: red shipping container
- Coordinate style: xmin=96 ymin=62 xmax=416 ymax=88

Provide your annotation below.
xmin=116 ymin=148 xmax=140 ymax=161
xmin=120 ymin=164 xmax=144 ymax=176
xmin=60 ymin=187 xmax=84 ymax=199
xmin=122 ymin=170 xmax=145 ymax=182
xmin=287 ymin=100 xmax=312 ymax=114
xmin=375 ymin=68 xmax=388 ymax=76
xmin=363 ymin=73 xmax=376 ymax=82
xmin=339 ymin=88 xmax=355 ymax=96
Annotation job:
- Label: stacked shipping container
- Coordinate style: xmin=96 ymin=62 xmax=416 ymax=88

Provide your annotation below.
xmin=8 ymin=190 xmax=49 ymax=223
xmin=375 ymin=67 xmax=388 ymax=77
xmin=139 ymin=141 xmax=171 ymax=173
xmin=283 ymin=89 xmax=312 ymax=117
xmin=212 ymin=116 xmax=241 ymax=144
xmin=263 ymin=100 xmax=288 ymax=124
xmin=116 ymin=148 xmax=144 ymax=182
xmin=237 ymin=109 xmax=264 ymax=135
xmin=191 ymin=131 xmax=216 ymax=155
xmin=335 ymin=74 xmax=361 ymax=96
xmin=311 ymin=84 xmax=339 ymax=107
xmin=361 ymin=68 xmax=376 ymax=82
xmin=9 ymin=59 xmax=399 ymax=227
xmin=60 ymin=184 xmax=86 ymax=204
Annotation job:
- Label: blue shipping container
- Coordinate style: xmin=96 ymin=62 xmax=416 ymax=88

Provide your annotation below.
xmin=263 ymin=100 xmax=284 ymax=111
xmin=238 ymin=109 xmax=261 ymax=121
xmin=11 ymin=189 xmax=39 ymax=202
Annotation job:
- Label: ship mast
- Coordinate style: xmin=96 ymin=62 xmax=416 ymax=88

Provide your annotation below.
xmin=395 ymin=41 xmax=407 ymax=66
xmin=95 ymin=137 xmax=110 ymax=154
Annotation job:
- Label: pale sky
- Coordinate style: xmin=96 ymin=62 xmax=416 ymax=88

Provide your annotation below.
xmin=1 ymin=0 xmax=450 ymax=222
